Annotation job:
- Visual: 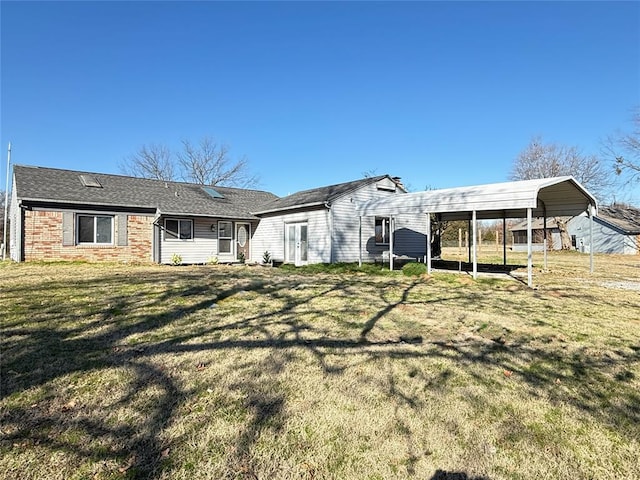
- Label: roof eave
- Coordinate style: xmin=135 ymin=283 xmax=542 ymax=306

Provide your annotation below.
xmin=18 ymin=197 xmax=158 ymax=213
xmin=252 ymin=201 xmax=329 ymax=216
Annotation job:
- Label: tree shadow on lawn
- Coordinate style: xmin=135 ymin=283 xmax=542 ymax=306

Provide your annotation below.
xmin=1 ymin=265 xmax=639 ymax=478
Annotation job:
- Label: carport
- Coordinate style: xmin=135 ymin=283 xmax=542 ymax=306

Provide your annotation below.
xmin=356 ymin=176 xmax=598 ymax=287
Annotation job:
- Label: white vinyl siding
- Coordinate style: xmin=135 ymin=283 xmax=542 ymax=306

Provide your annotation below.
xmin=252 ymin=179 xmax=427 ymax=265
xmin=330 ymin=182 xmax=427 ymax=263
xmin=160 ymin=217 xmax=218 ymax=264
xmin=567 ymin=214 xmax=639 ymax=255
xmin=252 ymin=209 xmax=330 ymax=264
xmin=159 ymin=218 xmax=260 ymax=264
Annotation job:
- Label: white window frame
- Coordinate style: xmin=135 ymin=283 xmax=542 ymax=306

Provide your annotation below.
xmin=218 ymin=221 xmax=233 ymax=254
xmin=375 ymin=217 xmax=390 ymax=245
xmin=77 ymin=214 xmax=114 ymax=245
xmin=164 ymin=218 xmax=194 ymax=241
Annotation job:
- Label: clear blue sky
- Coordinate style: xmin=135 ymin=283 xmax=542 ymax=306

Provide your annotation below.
xmin=1 ymin=1 xmax=639 ymax=199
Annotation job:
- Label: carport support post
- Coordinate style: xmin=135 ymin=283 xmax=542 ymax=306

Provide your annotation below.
xmin=358 ymin=216 xmax=362 ymax=268
xmin=389 ymin=216 xmax=394 ymax=271
xmin=527 ymin=207 xmax=533 ymax=288
xmin=472 ymin=210 xmax=477 ymax=279
xmin=589 ymin=205 xmax=594 ymax=273
xmin=543 ymin=216 xmax=548 ymax=270
xmin=425 ymin=213 xmax=431 ymax=274
xmin=468 ymin=220 xmax=472 ymax=264
xmin=502 ymin=213 xmax=507 ymax=266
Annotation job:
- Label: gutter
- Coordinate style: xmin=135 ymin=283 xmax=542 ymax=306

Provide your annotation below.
xmin=251 ymin=201 xmax=330 ymax=216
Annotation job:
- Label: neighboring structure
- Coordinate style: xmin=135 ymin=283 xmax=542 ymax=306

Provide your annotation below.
xmin=9 ymin=166 xmax=427 ymax=264
xmin=567 ymin=204 xmax=640 ymax=255
xmin=252 ymin=176 xmax=427 ymax=265
xmin=510 ymin=218 xmax=563 ymax=252
xmin=510 ymin=205 xmax=640 ymax=255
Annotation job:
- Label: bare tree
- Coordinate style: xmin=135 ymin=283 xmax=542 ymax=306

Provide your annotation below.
xmin=120 ymin=144 xmax=175 ymax=181
xmin=121 ymin=136 xmax=259 ymax=187
xmin=177 ymin=136 xmax=258 ymax=187
xmin=511 ymin=136 xmax=612 ymax=197
xmin=602 ymin=107 xmax=640 ymax=184
xmin=510 ymin=136 xmax=613 ymax=249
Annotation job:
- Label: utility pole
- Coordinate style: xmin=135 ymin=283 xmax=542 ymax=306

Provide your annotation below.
xmin=2 ymin=143 xmax=11 ymax=261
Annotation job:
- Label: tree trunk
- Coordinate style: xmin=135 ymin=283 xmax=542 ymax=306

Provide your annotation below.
xmin=554 ymin=217 xmax=572 ymax=250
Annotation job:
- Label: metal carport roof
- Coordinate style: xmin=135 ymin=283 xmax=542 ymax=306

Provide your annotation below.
xmin=356 ymin=176 xmax=597 ymax=220
xmin=356 ymin=176 xmax=598 ymax=287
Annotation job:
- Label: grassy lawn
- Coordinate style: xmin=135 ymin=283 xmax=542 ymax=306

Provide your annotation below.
xmin=1 ymin=252 xmax=639 ymax=480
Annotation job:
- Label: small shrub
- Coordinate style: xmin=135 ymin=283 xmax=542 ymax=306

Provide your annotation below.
xmin=402 ymin=262 xmax=427 ymax=277
xmin=263 ymin=251 xmax=272 ymax=264
xmin=171 ymin=253 xmax=183 ymax=266
xmin=238 ymin=251 xmax=246 ymax=264
xmin=207 ymin=256 xmax=219 ymax=265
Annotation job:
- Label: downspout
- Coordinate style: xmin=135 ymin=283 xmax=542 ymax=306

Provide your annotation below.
xmin=589 ymin=204 xmax=594 ymax=273
xmin=358 ymin=215 xmax=362 ymax=267
xmin=327 ymin=202 xmax=333 ymax=264
xmin=17 ymin=200 xmax=24 ymax=262
xmin=152 ymin=211 xmax=162 ymax=263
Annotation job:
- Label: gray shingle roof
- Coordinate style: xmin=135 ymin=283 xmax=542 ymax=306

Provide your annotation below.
xmin=510 ymin=218 xmax=563 ymax=231
xmin=599 ymin=205 xmax=640 ymax=234
xmin=508 ymin=205 xmax=640 ymax=234
xmin=254 ymin=175 xmax=392 ymax=214
xmin=13 ymin=165 xmax=278 ymax=220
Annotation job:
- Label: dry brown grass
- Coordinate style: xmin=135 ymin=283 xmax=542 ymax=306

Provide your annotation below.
xmin=1 ymin=253 xmax=638 ymax=480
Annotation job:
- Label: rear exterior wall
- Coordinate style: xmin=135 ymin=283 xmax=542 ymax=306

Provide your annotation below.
xmin=22 ymin=210 xmax=154 ymax=262
xmin=251 ymin=208 xmax=331 ymax=264
xmin=331 ymin=185 xmax=427 ymax=263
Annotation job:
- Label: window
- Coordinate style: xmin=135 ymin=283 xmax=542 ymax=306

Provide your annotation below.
xmin=77 ymin=215 xmax=113 ymax=244
xmin=218 ymin=221 xmax=232 ymax=254
xmin=375 ymin=217 xmax=390 ymax=244
xmin=165 ymin=219 xmax=193 ymax=240
xmin=513 ymin=231 xmax=526 ymax=244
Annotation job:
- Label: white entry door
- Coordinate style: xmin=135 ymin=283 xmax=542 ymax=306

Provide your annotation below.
xmin=286 ymin=222 xmax=308 ymax=266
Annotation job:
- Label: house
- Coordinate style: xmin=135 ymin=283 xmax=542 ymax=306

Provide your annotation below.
xmin=9 ymin=165 xmax=277 ymax=264
xmin=567 ymin=204 xmax=640 ymax=255
xmin=510 ymin=218 xmax=563 ymax=252
xmin=509 ymin=205 xmax=640 ymax=255
xmin=9 ymin=166 xmax=427 ymax=264
xmin=251 ymin=175 xmax=427 ymax=265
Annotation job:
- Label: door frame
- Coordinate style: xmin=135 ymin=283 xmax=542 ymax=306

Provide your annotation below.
xmin=285 ymin=221 xmax=308 ymax=266
xmin=235 ymin=222 xmax=251 ymax=262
